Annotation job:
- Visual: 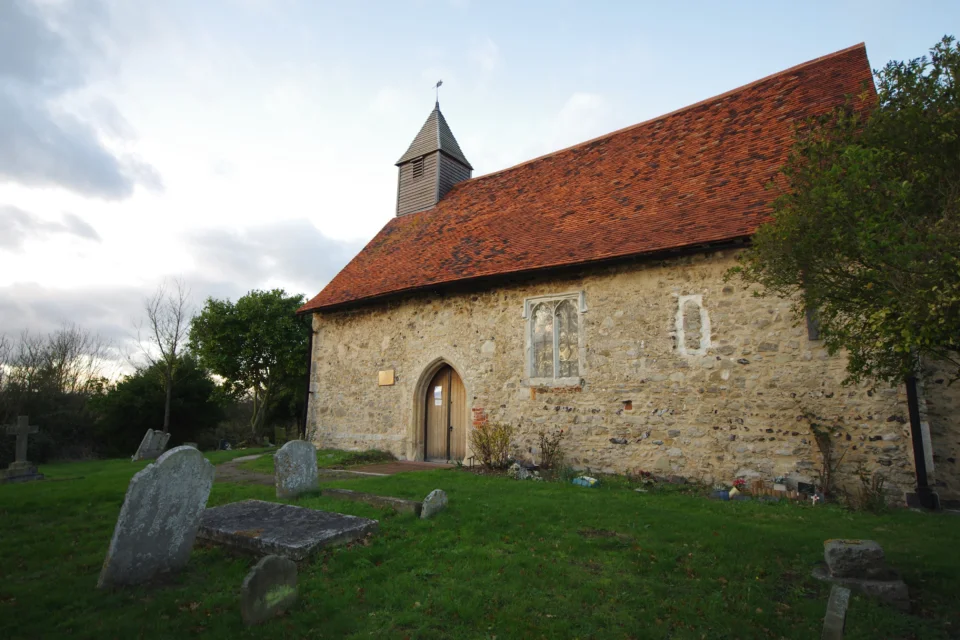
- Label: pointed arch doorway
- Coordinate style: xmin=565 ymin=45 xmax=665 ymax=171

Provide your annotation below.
xmin=423 ymin=365 xmax=467 ymax=461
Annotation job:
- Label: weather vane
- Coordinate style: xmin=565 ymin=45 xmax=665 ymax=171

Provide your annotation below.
xmin=435 ymin=80 xmax=443 ymax=106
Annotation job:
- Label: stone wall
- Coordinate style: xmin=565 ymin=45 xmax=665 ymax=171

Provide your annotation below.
xmin=307 ymin=249 xmax=960 ymax=500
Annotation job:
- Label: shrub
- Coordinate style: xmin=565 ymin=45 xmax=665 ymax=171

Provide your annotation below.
xmin=853 ymin=462 xmax=888 ymax=512
xmin=470 ymin=422 xmax=515 ymax=469
xmin=537 ymin=428 xmax=566 ymax=470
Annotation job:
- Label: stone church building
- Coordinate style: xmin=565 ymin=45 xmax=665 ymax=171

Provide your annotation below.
xmin=300 ymin=44 xmax=959 ymax=501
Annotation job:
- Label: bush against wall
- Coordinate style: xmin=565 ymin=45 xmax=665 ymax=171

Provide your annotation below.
xmin=470 ymin=422 xmax=516 ymax=469
xmin=537 ymin=428 xmax=566 ymax=470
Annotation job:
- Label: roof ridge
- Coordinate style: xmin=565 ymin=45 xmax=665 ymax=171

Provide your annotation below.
xmin=450 ymin=43 xmax=868 ymax=189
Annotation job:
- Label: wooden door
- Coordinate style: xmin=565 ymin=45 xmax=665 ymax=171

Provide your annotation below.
xmin=449 ymin=370 xmax=467 ymax=459
xmin=424 ymin=365 xmax=467 ymax=461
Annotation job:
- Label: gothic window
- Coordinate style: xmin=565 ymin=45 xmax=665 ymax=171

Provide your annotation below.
xmin=527 ymin=293 xmax=584 ymax=381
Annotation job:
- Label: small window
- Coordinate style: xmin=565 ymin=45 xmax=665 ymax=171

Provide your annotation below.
xmin=412 ymin=157 xmax=425 ymax=179
xmin=525 ymin=293 xmax=585 ymax=383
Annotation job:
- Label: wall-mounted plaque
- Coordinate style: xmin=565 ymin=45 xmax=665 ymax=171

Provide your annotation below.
xmin=378 ymin=370 xmax=395 ymax=386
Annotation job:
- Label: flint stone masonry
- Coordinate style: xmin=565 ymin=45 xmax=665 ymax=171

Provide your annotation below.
xmin=321 ymin=488 xmax=422 ymax=516
xmin=421 ymin=489 xmax=448 ymax=519
xmin=241 ymin=555 xmax=298 ymax=626
xmin=275 ymin=440 xmax=318 ymax=498
xmin=306 ymin=250 xmax=960 ymax=499
xmin=98 ymin=446 xmax=215 ymax=588
xmin=132 ymin=429 xmax=171 ymax=461
xmin=197 ymin=499 xmax=378 ymax=560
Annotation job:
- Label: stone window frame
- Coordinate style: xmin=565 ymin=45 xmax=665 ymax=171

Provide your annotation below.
xmin=675 ymin=294 xmax=711 ymax=356
xmin=522 ymin=291 xmax=587 ymax=386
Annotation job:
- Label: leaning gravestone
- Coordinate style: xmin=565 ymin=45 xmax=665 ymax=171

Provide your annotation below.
xmin=2 ymin=416 xmax=44 ymax=483
xmin=420 ymin=489 xmax=448 ymax=519
xmin=812 ymin=539 xmax=909 ymax=611
xmin=131 ymin=428 xmax=171 ymax=461
xmin=98 ymin=446 xmax=215 ymax=588
xmin=275 ymin=440 xmax=318 ymax=498
xmin=241 ymin=554 xmax=299 ymax=625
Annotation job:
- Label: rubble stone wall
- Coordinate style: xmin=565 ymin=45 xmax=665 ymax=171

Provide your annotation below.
xmin=307 ymin=249 xmax=960 ymax=500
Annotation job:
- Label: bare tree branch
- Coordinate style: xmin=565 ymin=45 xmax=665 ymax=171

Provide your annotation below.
xmin=135 ymin=278 xmax=193 ymax=434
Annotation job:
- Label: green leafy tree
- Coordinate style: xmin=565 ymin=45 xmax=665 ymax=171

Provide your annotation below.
xmin=92 ymin=355 xmax=225 ymax=456
xmin=189 ymin=289 xmax=309 ymax=435
xmin=731 ymin=36 xmax=960 ymax=384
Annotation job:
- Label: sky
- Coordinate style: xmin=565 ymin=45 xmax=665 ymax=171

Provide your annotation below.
xmin=1 ymin=0 xmax=956 ymax=368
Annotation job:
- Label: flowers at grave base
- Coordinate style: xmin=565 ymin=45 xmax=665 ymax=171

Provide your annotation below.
xmin=732 ymin=477 xmax=747 ymax=491
xmin=633 ymin=469 xmax=656 ymax=485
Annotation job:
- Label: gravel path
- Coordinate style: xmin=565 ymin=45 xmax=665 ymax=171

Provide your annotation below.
xmin=214 ymin=455 xmax=390 ymax=485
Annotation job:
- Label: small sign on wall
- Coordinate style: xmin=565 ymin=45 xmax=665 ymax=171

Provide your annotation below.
xmin=378 ymin=370 xmax=395 ymax=386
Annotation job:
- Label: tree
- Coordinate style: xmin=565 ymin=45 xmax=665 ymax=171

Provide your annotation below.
xmin=92 ymin=355 xmax=225 ymax=456
xmin=136 ymin=279 xmax=192 ymax=434
xmin=731 ymin=36 xmax=960 ymax=385
xmin=189 ymin=289 xmax=308 ymax=436
xmin=0 ymin=325 xmax=110 ymax=464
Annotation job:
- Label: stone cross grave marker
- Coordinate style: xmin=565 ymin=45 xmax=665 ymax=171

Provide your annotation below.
xmin=2 ymin=416 xmax=44 ymax=483
xmin=98 ymin=446 xmax=215 ymax=588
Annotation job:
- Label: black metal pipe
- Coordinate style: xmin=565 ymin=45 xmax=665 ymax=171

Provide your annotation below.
xmin=905 ymin=375 xmax=938 ymax=509
xmin=300 ymin=318 xmax=314 ymax=440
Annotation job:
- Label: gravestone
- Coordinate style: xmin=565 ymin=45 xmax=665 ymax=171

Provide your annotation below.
xmin=812 ymin=539 xmax=909 ymax=611
xmin=198 ymin=499 xmax=378 ymax=560
xmin=241 ymin=555 xmax=298 ymax=625
xmin=2 ymin=416 xmax=44 ymax=483
xmin=131 ymin=428 xmax=171 ymax=461
xmin=98 ymin=446 xmax=215 ymax=588
xmin=275 ymin=440 xmax=318 ymax=498
xmin=821 ymin=585 xmax=850 ymax=640
xmin=420 ymin=489 xmax=448 ymax=519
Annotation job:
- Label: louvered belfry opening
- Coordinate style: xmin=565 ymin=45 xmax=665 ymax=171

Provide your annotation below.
xmin=395 ymin=103 xmax=473 ymax=216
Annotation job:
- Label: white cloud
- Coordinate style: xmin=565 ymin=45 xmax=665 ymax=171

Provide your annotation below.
xmin=545 ymin=92 xmax=612 ymax=151
xmin=0 ymin=206 xmax=101 ymax=251
xmin=470 ymin=37 xmax=500 ymax=74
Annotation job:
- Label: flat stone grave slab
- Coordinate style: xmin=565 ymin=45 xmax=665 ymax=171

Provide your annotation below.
xmin=321 ymin=488 xmax=422 ymax=516
xmin=197 ymin=499 xmax=378 ymax=561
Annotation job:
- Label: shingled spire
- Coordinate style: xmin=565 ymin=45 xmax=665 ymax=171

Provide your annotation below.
xmin=395 ymin=102 xmax=473 ymax=216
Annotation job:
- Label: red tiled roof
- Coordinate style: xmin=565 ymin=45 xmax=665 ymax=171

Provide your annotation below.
xmin=301 ymin=44 xmax=874 ymax=313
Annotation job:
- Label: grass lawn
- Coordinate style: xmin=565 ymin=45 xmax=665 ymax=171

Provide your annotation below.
xmin=1 ymin=454 xmax=958 ymax=639
xmin=239 ymin=448 xmax=395 ymax=474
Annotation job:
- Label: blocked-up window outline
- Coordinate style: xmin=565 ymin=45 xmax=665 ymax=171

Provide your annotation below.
xmin=675 ymin=294 xmax=711 ymax=356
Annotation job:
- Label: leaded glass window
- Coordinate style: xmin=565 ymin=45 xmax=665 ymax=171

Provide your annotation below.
xmin=528 ymin=295 xmax=582 ymax=380
xmin=532 ymin=303 xmax=554 ymax=378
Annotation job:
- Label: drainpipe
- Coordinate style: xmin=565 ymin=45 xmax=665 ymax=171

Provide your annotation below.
xmin=905 ymin=375 xmax=939 ymax=509
xmin=300 ymin=318 xmax=314 ymax=440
